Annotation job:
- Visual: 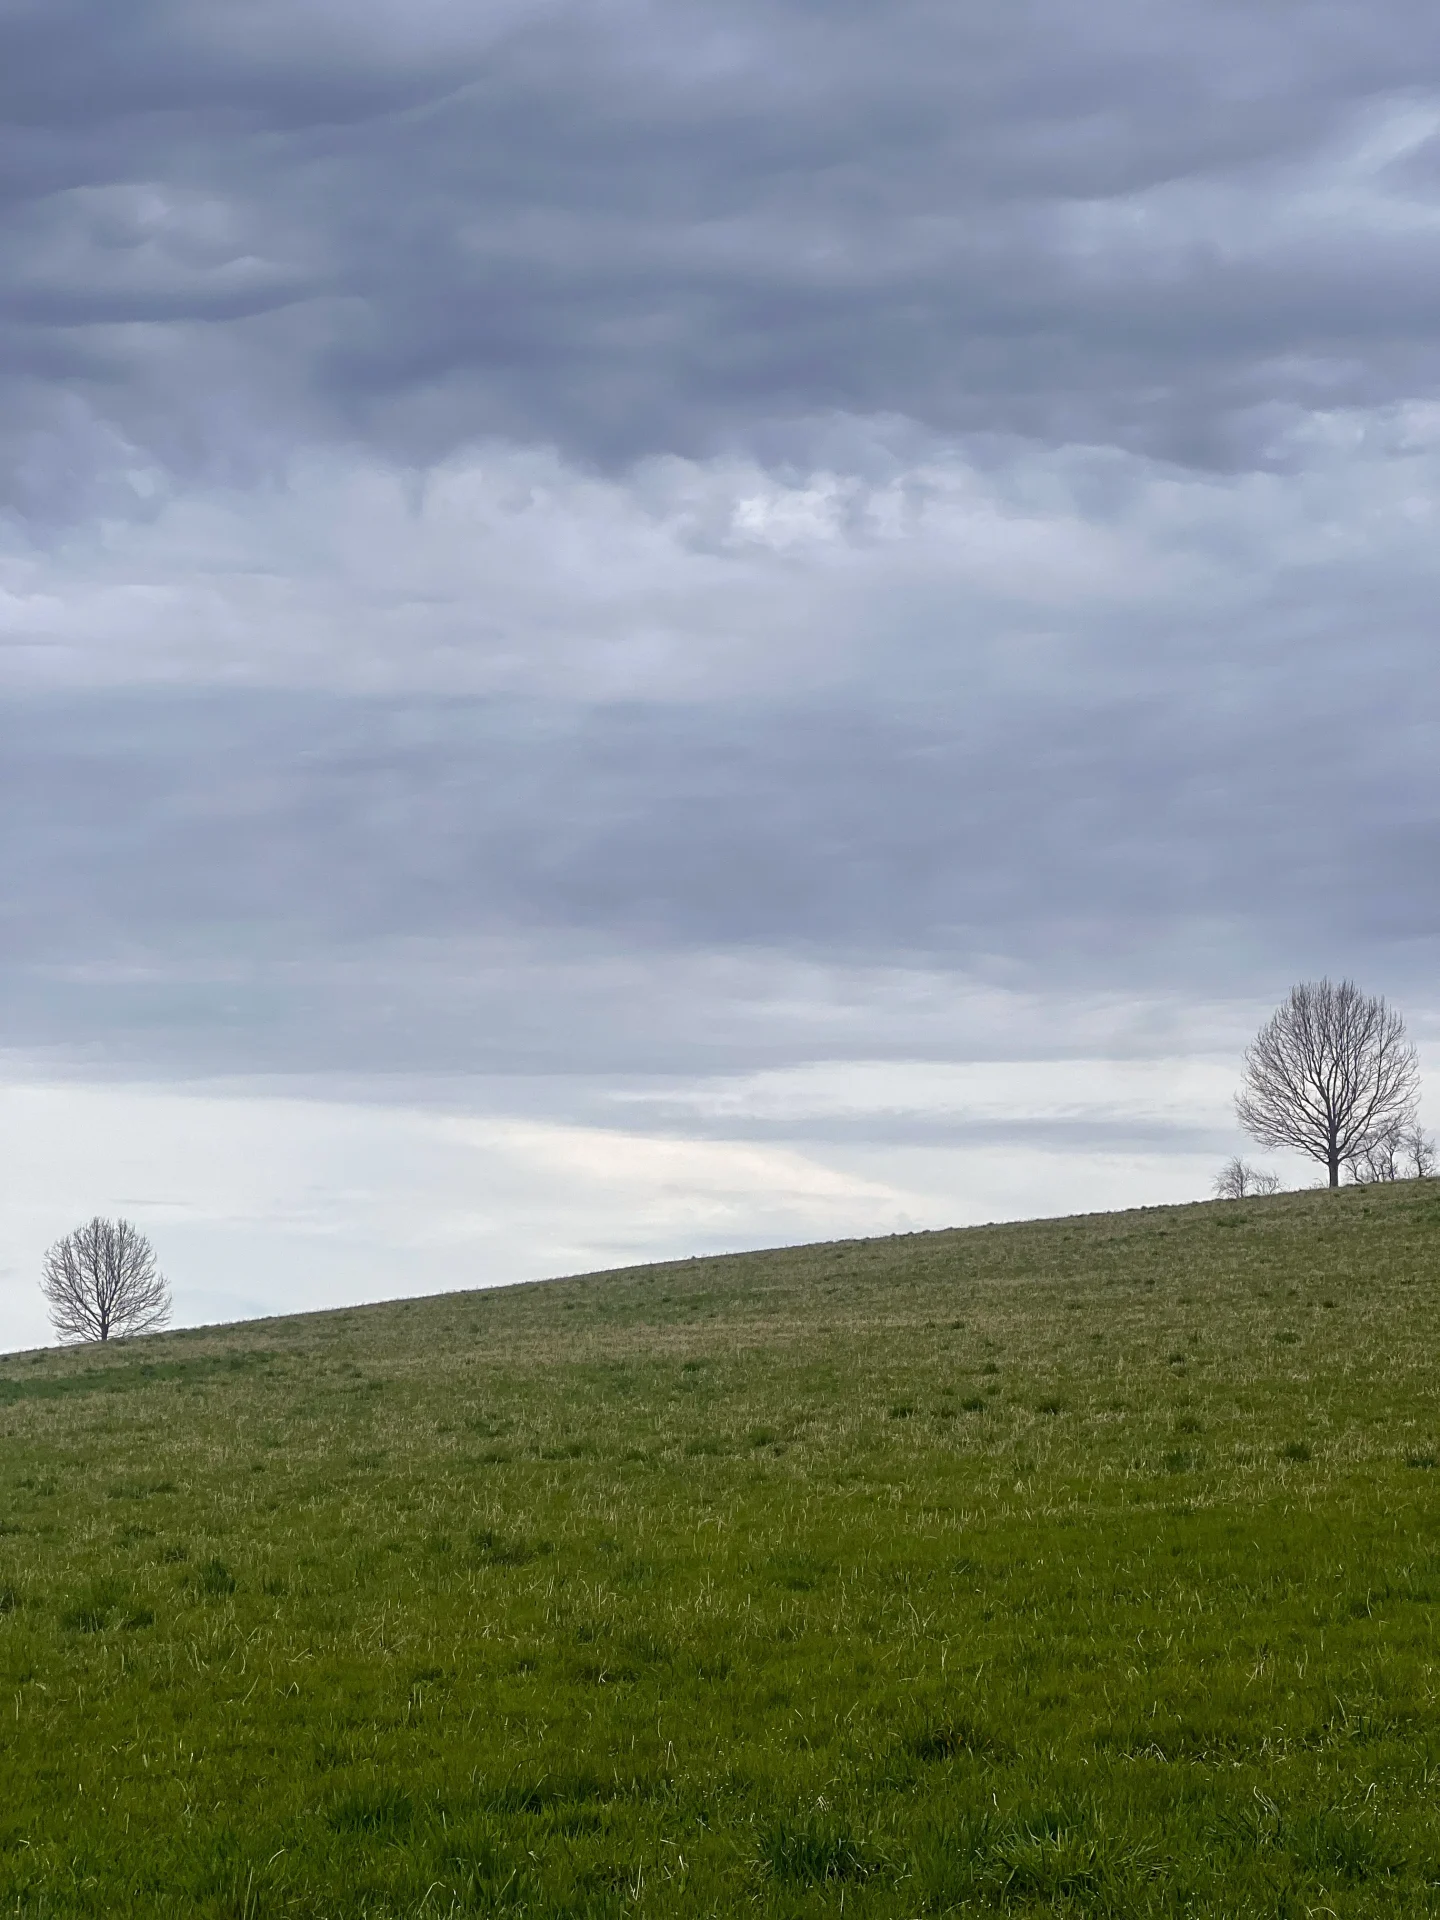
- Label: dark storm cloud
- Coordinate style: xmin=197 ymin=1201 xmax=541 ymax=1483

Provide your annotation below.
xmin=4 ymin=0 xmax=1440 ymax=514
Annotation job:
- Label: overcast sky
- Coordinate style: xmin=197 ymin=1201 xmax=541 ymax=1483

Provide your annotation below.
xmin=4 ymin=0 xmax=1440 ymax=1348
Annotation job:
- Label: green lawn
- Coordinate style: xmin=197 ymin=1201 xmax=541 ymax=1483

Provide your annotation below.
xmin=3 ymin=1181 xmax=1440 ymax=1916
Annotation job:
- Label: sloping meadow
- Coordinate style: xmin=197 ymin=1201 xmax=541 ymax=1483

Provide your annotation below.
xmin=3 ymin=1184 xmax=1440 ymax=1915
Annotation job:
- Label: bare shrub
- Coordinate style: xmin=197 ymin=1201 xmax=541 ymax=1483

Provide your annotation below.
xmin=40 ymin=1218 xmax=172 ymax=1343
xmin=1213 ymin=1158 xmax=1282 ymax=1199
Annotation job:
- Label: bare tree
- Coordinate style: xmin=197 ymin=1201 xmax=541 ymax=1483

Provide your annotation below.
xmin=1213 ymin=1157 xmax=1248 ymax=1199
xmin=1347 ymin=1125 xmax=1402 ymax=1185
xmin=1213 ymin=1157 xmax=1281 ymax=1199
xmin=1346 ymin=1117 xmax=1437 ymax=1185
xmin=1405 ymin=1123 xmax=1439 ymax=1179
xmin=40 ymin=1218 xmax=171 ymax=1343
xmin=1237 ymin=979 xmax=1419 ymax=1189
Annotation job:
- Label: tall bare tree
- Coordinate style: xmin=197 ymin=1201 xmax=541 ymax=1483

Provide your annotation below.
xmin=1237 ymin=979 xmax=1419 ymax=1189
xmin=40 ymin=1217 xmax=171 ymax=1343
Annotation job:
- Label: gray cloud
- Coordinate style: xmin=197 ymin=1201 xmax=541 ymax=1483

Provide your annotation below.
xmin=4 ymin=0 xmax=1440 ymax=517
xmin=5 ymin=664 xmax=1438 ymax=1080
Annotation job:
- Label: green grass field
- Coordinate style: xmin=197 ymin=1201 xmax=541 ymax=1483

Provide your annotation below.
xmin=4 ymin=1181 xmax=1440 ymax=1917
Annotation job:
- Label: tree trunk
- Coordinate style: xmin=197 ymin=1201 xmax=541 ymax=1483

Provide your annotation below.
xmin=1328 ymin=1151 xmax=1339 ymax=1188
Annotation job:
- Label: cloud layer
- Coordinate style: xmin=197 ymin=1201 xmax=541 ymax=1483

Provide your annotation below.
xmin=3 ymin=0 xmax=1440 ymax=1339
xmin=5 ymin=0 xmax=1440 ymax=514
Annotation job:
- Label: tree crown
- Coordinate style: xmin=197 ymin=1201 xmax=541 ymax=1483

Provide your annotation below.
xmin=40 ymin=1217 xmax=172 ymax=1344
xmin=1236 ymin=978 xmax=1418 ymax=1186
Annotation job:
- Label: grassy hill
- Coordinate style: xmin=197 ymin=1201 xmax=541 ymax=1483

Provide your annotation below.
xmin=3 ymin=1182 xmax=1440 ymax=1917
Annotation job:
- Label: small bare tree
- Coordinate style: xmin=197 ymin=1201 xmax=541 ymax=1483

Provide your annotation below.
xmin=1213 ymin=1157 xmax=1282 ymax=1199
xmin=1346 ymin=1117 xmax=1437 ymax=1185
xmin=1406 ymin=1123 xmax=1439 ymax=1179
xmin=1348 ymin=1127 xmax=1402 ymax=1185
xmin=1237 ymin=979 xmax=1419 ymax=1190
xmin=40 ymin=1218 xmax=171 ymax=1343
